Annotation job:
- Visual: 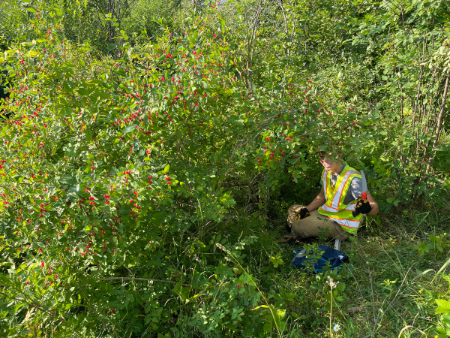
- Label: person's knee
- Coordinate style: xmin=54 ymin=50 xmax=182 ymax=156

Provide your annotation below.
xmin=292 ymin=221 xmax=325 ymax=239
xmin=292 ymin=221 xmax=306 ymax=238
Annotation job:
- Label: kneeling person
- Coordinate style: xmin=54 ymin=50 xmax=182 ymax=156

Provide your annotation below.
xmin=287 ymin=150 xmax=379 ymax=241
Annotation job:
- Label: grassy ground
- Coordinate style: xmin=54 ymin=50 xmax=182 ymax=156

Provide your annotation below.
xmin=214 ymin=203 xmax=450 ymax=337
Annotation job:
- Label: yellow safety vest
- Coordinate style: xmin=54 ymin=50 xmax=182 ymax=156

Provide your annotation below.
xmin=318 ymin=164 xmax=364 ymax=235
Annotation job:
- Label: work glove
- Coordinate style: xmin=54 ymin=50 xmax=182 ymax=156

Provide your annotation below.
xmin=352 ymin=196 xmax=372 ymax=217
xmin=285 ymin=207 xmax=310 ymax=234
xmin=294 ymin=208 xmax=310 ymax=221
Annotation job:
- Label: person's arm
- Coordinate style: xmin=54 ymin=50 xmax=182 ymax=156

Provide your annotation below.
xmin=366 ymin=193 xmax=379 ymax=216
xmin=306 ymin=188 xmax=326 ymax=212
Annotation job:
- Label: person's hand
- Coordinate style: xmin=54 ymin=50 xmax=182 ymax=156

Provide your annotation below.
xmin=352 ymin=196 xmax=372 ymax=216
xmin=294 ymin=208 xmax=310 ymax=221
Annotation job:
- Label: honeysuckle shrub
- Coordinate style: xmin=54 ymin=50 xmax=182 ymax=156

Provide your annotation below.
xmin=219 ymin=0 xmax=450 ymax=213
xmin=0 ymin=2 xmax=381 ymax=337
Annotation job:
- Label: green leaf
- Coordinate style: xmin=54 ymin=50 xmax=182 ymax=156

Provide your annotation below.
xmin=59 ymin=177 xmax=77 ymax=185
xmin=436 ymin=299 xmax=450 ymax=314
xmin=276 ymin=308 xmax=286 ymax=319
xmin=86 ymin=128 xmax=93 ymax=142
xmin=442 ymin=314 xmax=450 ymax=327
xmin=150 ymin=212 xmax=164 ymax=223
xmin=62 ymin=82 xmax=74 ymax=93
xmin=78 ymin=87 xmax=93 ymax=96
xmin=163 ymin=164 xmax=170 ymax=173
xmin=123 ymin=124 xmax=137 ymax=134
xmin=263 ymin=322 xmax=272 ymax=332
xmin=270 ymin=256 xmax=279 ymax=268
xmin=68 ymin=184 xmax=80 ymax=194
xmin=27 ymin=8 xmax=37 ymax=13
xmin=337 ymin=282 xmax=346 ymax=292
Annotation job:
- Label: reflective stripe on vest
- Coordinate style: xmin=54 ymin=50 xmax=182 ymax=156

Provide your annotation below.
xmin=322 ymin=170 xmax=328 ymax=201
xmin=321 ymin=203 xmax=357 ymax=213
xmin=318 ymin=165 xmax=364 ymax=234
xmin=326 ymin=215 xmax=362 ymax=229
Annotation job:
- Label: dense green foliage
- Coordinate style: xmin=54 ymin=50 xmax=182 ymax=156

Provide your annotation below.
xmin=0 ymin=0 xmax=449 ymax=337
